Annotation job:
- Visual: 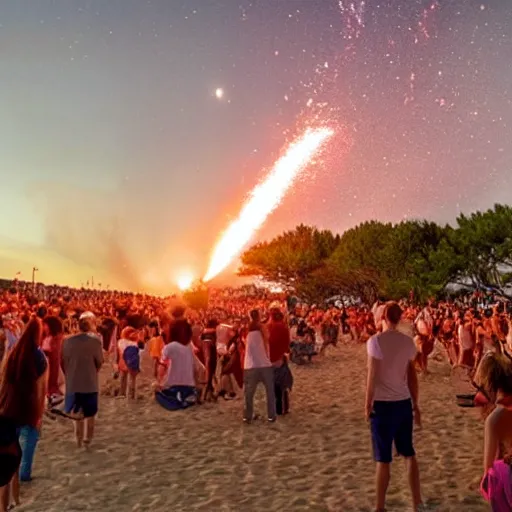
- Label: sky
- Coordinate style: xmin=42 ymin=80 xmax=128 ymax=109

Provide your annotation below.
xmin=0 ymin=0 xmax=511 ymax=292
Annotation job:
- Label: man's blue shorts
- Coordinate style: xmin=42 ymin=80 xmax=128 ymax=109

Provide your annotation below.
xmin=370 ymin=399 xmax=415 ymax=463
xmin=64 ymin=392 xmax=99 ymax=418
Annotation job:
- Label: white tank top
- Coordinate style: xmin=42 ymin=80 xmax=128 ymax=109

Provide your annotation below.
xmin=244 ymin=330 xmax=271 ymax=370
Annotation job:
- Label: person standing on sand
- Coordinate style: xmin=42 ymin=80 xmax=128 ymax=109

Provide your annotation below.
xmin=267 ymin=303 xmax=292 ymax=415
xmin=61 ymin=312 xmax=103 ymax=449
xmin=365 ymin=302 xmax=426 ymax=512
xmin=243 ymin=309 xmax=276 ymax=423
xmin=0 ymin=319 xmax=47 ymax=510
xmin=42 ymin=316 xmax=64 ymax=405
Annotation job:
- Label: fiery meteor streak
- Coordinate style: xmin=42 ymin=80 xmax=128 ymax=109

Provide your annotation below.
xmin=203 ymin=127 xmax=334 ymax=282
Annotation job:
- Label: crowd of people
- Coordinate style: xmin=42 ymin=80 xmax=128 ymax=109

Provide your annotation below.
xmin=0 ymin=280 xmax=511 ymax=511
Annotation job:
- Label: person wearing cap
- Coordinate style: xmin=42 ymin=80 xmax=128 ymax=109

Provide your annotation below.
xmin=61 ymin=312 xmax=103 ymax=449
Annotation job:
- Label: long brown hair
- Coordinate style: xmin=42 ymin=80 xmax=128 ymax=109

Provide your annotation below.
xmin=0 ymin=319 xmax=43 ymax=426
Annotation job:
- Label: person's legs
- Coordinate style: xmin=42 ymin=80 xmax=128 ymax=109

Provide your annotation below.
xmin=370 ymin=401 xmax=394 ymax=511
xmin=10 ymin=469 xmax=19 ymax=506
xmin=261 ymin=367 xmax=276 ymax=421
xmin=283 ymin=389 xmax=290 ymax=414
xmin=394 ymin=399 xmax=422 ymax=510
xmin=18 ymin=426 xmax=39 ymax=481
xmin=375 ymin=462 xmax=391 ymax=511
xmin=128 ymin=373 xmax=137 ymax=400
xmin=84 ymin=418 xmax=95 ymax=448
xmin=220 ymin=374 xmax=235 ymax=397
xmin=0 ymin=484 xmax=9 ymax=512
xmin=404 ymin=456 xmax=422 ymax=510
xmin=243 ymin=369 xmax=258 ymax=421
xmin=274 ymin=381 xmax=283 ymax=415
xmin=74 ymin=420 xmax=84 ymax=448
xmin=119 ymin=371 xmax=128 ymax=397
xmin=64 ymin=393 xmax=85 ymax=446
xmin=81 ymin=393 xmax=99 ymax=447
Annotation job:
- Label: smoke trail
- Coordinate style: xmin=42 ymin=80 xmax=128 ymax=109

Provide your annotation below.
xmin=203 ymin=127 xmax=334 ymax=282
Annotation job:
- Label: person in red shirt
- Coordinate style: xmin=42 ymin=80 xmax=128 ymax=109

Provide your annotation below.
xmin=267 ymin=303 xmax=293 ymax=415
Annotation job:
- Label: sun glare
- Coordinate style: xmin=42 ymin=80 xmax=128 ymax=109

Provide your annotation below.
xmin=176 ymin=273 xmax=194 ymax=291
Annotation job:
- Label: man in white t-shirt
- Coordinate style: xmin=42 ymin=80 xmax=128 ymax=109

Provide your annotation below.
xmin=365 ymin=302 xmax=426 ymax=512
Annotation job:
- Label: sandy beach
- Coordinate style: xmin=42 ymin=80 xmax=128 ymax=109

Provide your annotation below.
xmin=17 ymin=344 xmax=488 ymax=512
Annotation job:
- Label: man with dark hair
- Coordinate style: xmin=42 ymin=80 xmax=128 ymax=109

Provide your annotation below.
xmin=268 ymin=304 xmax=292 ymax=415
xmin=365 ymin=302 xmax=425 ymax=512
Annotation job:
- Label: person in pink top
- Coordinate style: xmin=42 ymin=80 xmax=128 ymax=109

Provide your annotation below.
xmin=475 ymin=353 xmax=512 ymax=511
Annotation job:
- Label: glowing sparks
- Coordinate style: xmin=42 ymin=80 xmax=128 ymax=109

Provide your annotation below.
xmin=337 ymin=0 xmax=366 ymax=40
xmin=203 ymin=127 xmax=334 ymax=282
xmin=176 ymin=273 xmax=194 ymax=291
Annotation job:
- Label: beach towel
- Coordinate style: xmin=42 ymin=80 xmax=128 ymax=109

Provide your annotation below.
xmin=480 ymin=460 xmax=512 ymax=511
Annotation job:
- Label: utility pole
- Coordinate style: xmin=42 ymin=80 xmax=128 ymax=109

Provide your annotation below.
xmin=32 ymin=267 xmax=38 ymax=292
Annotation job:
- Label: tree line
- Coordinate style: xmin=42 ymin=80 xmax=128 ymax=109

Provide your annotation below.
xmin=239 ymin=204 xmax=512 ymax=303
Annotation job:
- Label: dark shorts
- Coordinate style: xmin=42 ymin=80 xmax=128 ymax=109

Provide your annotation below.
xmin=370 ymin=399 xmax=415 ymax=463
xmin=0 ymin=444 xmax=21 ymax=487
xmin=64 ymin=392 xmax=99 ymax=418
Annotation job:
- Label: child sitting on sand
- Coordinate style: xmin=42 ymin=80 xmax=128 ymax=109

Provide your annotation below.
xmin=475 ymin=353 xmax=512 ymax=510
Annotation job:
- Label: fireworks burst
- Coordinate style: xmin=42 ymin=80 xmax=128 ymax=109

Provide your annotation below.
xmin=203 ymin=127 xmax=334 ymax=282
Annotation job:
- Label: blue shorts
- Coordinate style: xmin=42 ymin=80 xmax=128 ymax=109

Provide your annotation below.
xmin=370 ymin=399 xmax=415 ymax=463
xmin=64 ymin=392 xmax=98 ymax=418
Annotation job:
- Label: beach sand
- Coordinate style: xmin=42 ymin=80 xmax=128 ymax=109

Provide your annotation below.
xmin=18 ymin=344 xmax=488 ymax=512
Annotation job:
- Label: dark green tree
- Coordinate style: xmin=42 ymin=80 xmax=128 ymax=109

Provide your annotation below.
xmin=239 ymin=204 xmax=512 ymax=302
xmin=449 ymin=204 xmax=512 ymax=292
xmin=239 ymin=224 xmax=340 ymax=288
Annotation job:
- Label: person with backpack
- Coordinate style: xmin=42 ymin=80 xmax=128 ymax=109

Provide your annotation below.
xmin=117 ymin=327 xmax=144 ymax=400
